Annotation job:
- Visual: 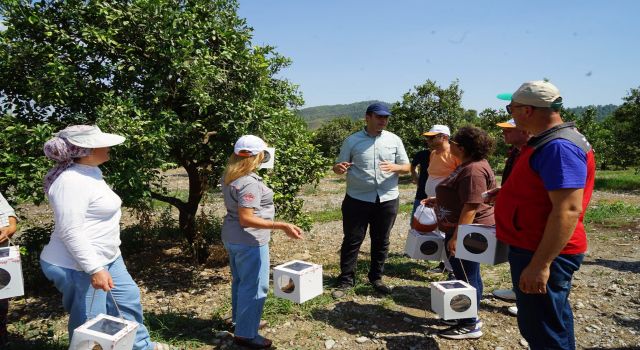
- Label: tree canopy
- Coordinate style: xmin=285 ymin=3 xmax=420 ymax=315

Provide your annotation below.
xmin=0 ymin=0 xmax=326 ymax=261
xmin=387 ymin=80 xmax=465 ymax=158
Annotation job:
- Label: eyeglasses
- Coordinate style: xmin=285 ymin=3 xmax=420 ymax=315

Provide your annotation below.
xmin=449 ymin=139 xmax=459 ymax=145
xmin=506 ymin=104 xmax=530 ymax=115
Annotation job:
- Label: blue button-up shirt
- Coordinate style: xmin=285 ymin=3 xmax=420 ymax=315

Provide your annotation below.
xmin=337 ymin=129 xmax=409 ymax=203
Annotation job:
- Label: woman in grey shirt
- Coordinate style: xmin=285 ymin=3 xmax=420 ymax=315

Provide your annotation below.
xmin=221 ymin=135 xmax=302 ymax=349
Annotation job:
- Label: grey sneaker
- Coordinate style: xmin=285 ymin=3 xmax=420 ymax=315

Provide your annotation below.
xmin=438 ymin=321 xmax=483 ymax=340
xmin=439 ymin=319 xmax=483 ymax=327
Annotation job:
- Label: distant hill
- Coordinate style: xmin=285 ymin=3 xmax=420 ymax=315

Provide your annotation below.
xmin=296 ymin=100 xmax=390 ymax=129
xmin=298 ymin=101 xmax=619 ymax=129
xmin=566 ymin=104 xmax=619 ymax=121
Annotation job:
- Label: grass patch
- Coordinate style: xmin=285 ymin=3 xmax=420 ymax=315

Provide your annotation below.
xmin=145 ymin=311 xmax=215 ymax=348
xmin=308 ymin=207 xmax=342 ymax=223
xmin=594 ymin=169 xmax=640 ymax=192
xmin=384 ymin=252 xmax=434 ymax=281
xmin=585 ymin=201 xmax=640 ymax=227
xmin=399 ymin=201 xmax=413 ymax=214
xmin=309 ymin=200 xmax=414 ymax=224
xmin=8 ymin=320 xmax=68 ymax=350
xmin=262 ymin=291 xmax=334 ymax=324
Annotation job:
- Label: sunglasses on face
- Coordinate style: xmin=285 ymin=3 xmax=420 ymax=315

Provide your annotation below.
xmin=506 ymin=104 xmax=529 ymax=115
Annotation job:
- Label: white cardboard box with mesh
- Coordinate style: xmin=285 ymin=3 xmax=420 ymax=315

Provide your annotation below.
xmin=430 ymin=280 xmax=478 ymax=320
xmin=273 ymin=260 xmax=322 ymax=303
xmin=69 ymin=313 xmax=139 ymax=350
xmin=0 ymin=246 xmax=24 ymax=299
xmin=455 ymin=224 xmax=508 ymax=265
xmin=404 ymin=229 xmax=445 ymax=261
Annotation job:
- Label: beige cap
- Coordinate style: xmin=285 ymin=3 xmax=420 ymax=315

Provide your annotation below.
xmin=512 ymin=80 xmax=563 ymax=108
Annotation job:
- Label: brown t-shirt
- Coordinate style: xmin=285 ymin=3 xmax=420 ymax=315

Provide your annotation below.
xmin=435 ymin=159 xmax=496 ymax=232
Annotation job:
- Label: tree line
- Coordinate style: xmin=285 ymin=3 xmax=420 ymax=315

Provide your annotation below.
xmin=312 ymin=80 xmax=640 ymax=173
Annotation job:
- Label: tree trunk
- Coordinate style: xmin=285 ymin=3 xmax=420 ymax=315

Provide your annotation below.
xmin=151 ymin=162 xmax=209 ymax=264
xmin=182 ymin=162 xmax=209 ymax=263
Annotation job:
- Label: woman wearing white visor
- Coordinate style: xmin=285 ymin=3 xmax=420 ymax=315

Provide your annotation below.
xmin=40 ymin=125 xmax=173 ymax=350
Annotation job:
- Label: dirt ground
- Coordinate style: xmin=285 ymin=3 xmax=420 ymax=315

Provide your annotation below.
xmin=6 ymin=173 xmax=640 ymax=350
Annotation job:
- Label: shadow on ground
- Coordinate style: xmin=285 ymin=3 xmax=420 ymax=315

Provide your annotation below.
xmin=312 ymin=301 xmax=440 ymax=349
xmin=583 ymin=258 xmax=640 ymax=274
xmin=124 ymin=240 xmax=229 ymax=295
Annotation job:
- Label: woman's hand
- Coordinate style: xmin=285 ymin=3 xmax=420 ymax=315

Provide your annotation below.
xmin=0 ymin=217 xmax=18 ymax=244
xmin=448 ymin=232 xmax=458 ymax=256
xmin=281 ymin=223 xmax=303 ymax=240
xmin=91 ymin=269 xmax=114 ymax=291
xmin=421 ymin=197 xmax=437 ymax=207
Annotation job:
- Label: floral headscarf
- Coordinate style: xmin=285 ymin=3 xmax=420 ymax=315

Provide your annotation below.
xmin=43 ymin=126 xmax=93 ymax=193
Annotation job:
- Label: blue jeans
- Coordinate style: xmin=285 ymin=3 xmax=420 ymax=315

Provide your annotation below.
xmin=509 ymin=246 xmax=584 ymax=350
xmin=40 ymin=256 xmax=154 ymax=350
xmin=444 ymin=232 xmax=482 ymax=325
xmin=224 ymin=242 xmax=270 ymax=339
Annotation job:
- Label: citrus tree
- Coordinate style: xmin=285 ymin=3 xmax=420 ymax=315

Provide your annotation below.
xmin=0 ymin=0 xmax=326 ymax=261
xmin=387 ymin=79 xmax=465 ymax=157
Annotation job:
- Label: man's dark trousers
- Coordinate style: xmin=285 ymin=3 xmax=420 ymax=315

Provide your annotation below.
xmin=337 ymin=194 xmax=399 ymax=286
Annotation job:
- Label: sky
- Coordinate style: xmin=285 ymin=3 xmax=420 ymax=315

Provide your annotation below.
xmin=238 ymin=0 xmax=640 ymax=111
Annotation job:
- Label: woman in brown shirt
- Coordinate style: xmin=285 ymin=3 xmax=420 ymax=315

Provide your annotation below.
xmin=423 ymin=126 xmax=496 ymax=339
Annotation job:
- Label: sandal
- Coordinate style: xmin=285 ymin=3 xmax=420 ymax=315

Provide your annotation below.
xmin=233 ymin=335 xmax=272 ymax=349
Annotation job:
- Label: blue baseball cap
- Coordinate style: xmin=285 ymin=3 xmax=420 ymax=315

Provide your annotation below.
xmin=366 ymin=102 xmax=391 ymax=116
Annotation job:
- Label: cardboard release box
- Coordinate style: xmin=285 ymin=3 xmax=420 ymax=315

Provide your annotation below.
xmin=455 ymin=224 xmax=508 ymax=265
xmin=69 ymin=313 xmax=139 ymax=350
xmin=273 ymin=260 xmax=323 ymax=303
xmin=404 ymin=229 xmax=445 ymax=261
xmin=0 ymin=246 xmax=24 ymax=299
xmin=430 ymin=280 xmax=477 ymax=320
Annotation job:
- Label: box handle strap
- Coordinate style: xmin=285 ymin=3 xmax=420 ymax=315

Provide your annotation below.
xmin=89 ymin=289 xmax=125 ymax=321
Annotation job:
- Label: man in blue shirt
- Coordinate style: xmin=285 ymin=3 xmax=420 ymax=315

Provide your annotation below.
xmin=331 ymin=102 xmax=410 ymax=298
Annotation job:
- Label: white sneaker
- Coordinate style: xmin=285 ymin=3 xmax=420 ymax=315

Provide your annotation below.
xmin=507 ymin=306 xmax=518 ymax=316
xmin=492 ymin=288 xmax=517 ymax=301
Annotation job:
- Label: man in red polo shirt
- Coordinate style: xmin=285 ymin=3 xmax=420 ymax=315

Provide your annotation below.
xmin=495 ymin=81 xmax=595 ymax=350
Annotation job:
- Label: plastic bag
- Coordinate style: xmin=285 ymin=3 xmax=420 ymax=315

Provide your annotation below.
xmin=412 ymin=204 xmax=438 ymax=233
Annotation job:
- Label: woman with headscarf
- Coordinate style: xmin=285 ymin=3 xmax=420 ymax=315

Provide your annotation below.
xmin=40 ymin=125 xmax=172 ymax=350
xmin=221 ymin=135 xmax=303 ymax=349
